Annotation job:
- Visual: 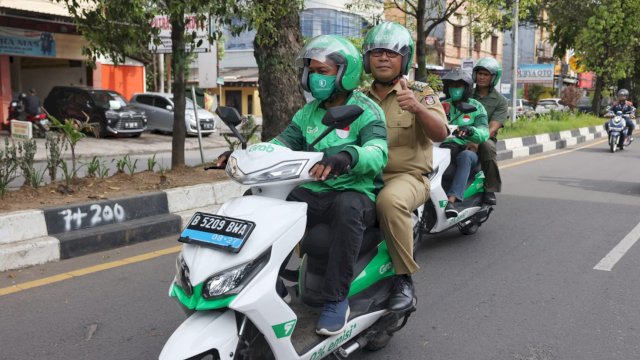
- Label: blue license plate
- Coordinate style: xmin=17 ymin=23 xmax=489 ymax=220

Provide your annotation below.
xmin=178 ymin=212 xmax=255 ymax=253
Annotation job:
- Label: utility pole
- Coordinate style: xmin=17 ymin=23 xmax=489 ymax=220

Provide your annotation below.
xmin=510 ymin=0 xmax=519 ymax=123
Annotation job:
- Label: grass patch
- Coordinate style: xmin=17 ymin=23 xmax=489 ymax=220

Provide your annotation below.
xmin=498 ymin=111 xmax=605 ymax=140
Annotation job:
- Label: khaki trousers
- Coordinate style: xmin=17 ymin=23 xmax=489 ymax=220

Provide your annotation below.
xmin=376 ymin=172 xmax=429 ymax=275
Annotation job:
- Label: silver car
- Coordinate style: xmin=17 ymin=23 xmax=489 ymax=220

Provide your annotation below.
xmin=130 ymin=92 xmax=217 ymax=136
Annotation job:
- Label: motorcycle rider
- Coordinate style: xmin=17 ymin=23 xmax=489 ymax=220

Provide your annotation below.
xmin=24 ymin=88 xmax=42 ymax=117
xmin=441 ymin=69 xmax=489 ymax=218
xmin=470 ymin=57 xmax=508 ymax=205
xmin=361 ymin=22 xmax=448 ymax=311
xmin=606 ymin=88 xmax=635 ymax=144
xmin=217 ymin=35 xmax=388 ymax=336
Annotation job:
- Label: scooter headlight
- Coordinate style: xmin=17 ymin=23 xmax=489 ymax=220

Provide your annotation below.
xmin=202 ymin=249 xmax=270 ymax=299
xmin=226 ymin=158 xmax=308 ymax=185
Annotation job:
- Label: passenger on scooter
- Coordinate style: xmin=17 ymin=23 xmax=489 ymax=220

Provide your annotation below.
xmin=361 ymin=22 xmax=448 ymax=312
xmin=441 ymin=69 xmax=489 ymax=218
xmin=217 ymin=35 xmax=388 ymax=336
xmin=470 ymin=57 xmax=508 ymax=205
xmin=605 ymin=89 xmax=635 ymax=144
xmin=24 ymin=88 xmax=42 ymax=117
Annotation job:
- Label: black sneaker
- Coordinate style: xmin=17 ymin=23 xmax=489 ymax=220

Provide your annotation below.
xmin=388 ymin=275 xmax=415 ymax=312
xmin=445 ymin=202 xmax=459 ymax=218
xmin=483 ymin=192 xmax=497 ymax=205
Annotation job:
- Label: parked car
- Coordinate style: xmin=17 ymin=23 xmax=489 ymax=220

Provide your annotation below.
xmin=507 ymin=99 xmax=535 ymax=119
xmin=576 ymin=97 xmax=595 ymax=114
xmin=534 ymin=98 xmax=568 ymax=115
xmin=44 ymin=86 xmax=147 ymax=137
xmin=129 ymin=92 xmax=217 ymax=136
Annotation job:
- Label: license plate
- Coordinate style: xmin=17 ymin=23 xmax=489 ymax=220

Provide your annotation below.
xmin=202 ymin=123 xmax=213 ymax=129
xmin=178 ymin=212 xmax=255 ymax=253
xmin=125 ymin=122 xmax=137 ymax=129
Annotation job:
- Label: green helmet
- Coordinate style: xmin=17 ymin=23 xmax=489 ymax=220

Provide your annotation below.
xmin=472 ymin=57 xmax=502 ymax=87
xmin=362 ymin=22 xmax=414 ymax=76
xmin=296 ymin=35 xmax=362 ymax=92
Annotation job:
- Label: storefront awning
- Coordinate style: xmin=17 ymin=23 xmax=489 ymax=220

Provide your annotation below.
xmin=219 ymin=67 xmax=259 ymax=86
xmin=0 ymin=0 xmax=73 ymax=17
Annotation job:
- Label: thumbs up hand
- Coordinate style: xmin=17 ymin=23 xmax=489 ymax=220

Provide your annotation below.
xmin=396 ymin=77 xmax=420 ymax=114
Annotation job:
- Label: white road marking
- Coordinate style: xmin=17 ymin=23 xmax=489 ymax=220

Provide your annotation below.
xmin=594 ymin=221 xmax=640 ymax=271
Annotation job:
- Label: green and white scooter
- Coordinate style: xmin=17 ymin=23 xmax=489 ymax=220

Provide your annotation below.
xmin=413 ymin=102 xmax=494 ymax=242
xmin=160 ymin=106 xmax=416 ymax=360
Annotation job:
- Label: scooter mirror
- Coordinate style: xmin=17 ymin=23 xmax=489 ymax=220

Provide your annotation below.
xmin=215 ymin=106 xmax=244 ymax=127
xmin=321 ymin=105 xmax=363 ymax=130
xmin=215 ymin=106 xmax=247 ymax=149
xmin=307 ymin=105 xmax=364 ymax=151
xmin=456 ymin=102 xmax=477 ymax=114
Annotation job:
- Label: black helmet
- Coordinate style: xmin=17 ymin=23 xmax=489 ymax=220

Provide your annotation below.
xmin=442 ymin=69 xmax=473 ymax=101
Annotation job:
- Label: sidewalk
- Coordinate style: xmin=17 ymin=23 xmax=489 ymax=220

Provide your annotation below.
xmin=0 ymin=121 xmax=634 ymax=272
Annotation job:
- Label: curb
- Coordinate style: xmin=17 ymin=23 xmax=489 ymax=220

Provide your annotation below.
xmin=0 ymin=182 xmax=246 ymax=272
xmin=495 ymin=119 xmax=639 ymax=161
xmin=0 ymin=121 xmax=637 ymax=272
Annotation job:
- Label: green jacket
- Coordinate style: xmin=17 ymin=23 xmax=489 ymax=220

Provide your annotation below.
xmin=472 ymin=87 xmax=509 ymax=124
xmin=271 ymin=92 xmax=388 ymax=202
xmin=442 ymin=98 xmax=489 ymax=146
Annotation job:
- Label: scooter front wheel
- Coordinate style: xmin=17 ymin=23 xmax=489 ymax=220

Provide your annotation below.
xmin=234 ymin=320 xmax=274 ymax=360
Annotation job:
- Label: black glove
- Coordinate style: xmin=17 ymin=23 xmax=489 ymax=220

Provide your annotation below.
xmin=216 ymin=150 xmax=233 ymax=167
xmin=316 ymin=152 xmax=352 ymax=177
xmin=455 ymin=126 xmax=475 ymax=138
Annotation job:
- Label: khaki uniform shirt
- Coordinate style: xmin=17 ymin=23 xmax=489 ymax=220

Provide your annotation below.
xmin=365 ymin=81 xmax=447 ymax=177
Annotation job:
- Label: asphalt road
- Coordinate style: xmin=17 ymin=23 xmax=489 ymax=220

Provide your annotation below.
xmin=1 ymin=136 xmax=639 ymax=360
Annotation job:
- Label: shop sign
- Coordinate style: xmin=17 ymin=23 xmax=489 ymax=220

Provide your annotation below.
xmin=517 ymin=64 xmax=554 ymax=84
xmin=0 ymin=27 xmax=56 ymax=57
xmin=150 ymin=15 xmax=210 ymax=53
xmin=10 ymin=120 xmax=32 ymax=140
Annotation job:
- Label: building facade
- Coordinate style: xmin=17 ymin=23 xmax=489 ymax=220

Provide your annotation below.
xmin=0 ymin=0 xmax=145 ymax=123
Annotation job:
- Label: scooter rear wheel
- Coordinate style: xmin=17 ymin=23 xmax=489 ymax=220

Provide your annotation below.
xmin=459 ymin=222 xmax=479 ymax=235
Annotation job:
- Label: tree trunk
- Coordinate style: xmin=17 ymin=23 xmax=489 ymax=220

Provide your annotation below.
xmin=593 ymin=75 xmax=605 ymax=116
xmin=253 ymin=5 xmax=306 ymax=142
xmin=415 ymin=0 xmax=427 ymax=81
xmin=170 ymin=13 xmax=187 ymax=168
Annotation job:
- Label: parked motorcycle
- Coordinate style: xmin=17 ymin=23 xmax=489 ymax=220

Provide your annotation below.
xmin=413 ymin=102 xmax=493 ymax=242
xmin=2 ymin=94 xmax=50 ymax=138
xmin=160 ymin=106 xmax=416 ymax=360
xmin=604 ymin=110 xmax=631 ymax=153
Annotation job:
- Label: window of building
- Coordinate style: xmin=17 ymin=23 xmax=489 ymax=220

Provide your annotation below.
xmin=453 ymin=26 xmax=462 ymax=48
xmin=491 ymin=35 xmax=499 ymax=55
xmin=223 ymin=19 xmax=256 ymax=51
xmin=474 ymin=37 xmax=482 ymax=52
xmin=247 ymin=94 xmax=253 ymax=115
xmin=300 ymin=8 xmax=368 ymax=38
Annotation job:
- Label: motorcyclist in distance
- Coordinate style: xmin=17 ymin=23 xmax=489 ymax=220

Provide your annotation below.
xmin=607 ymin=88 xmax=635 ymax=144
xmin=24 ymin=88 xmax=42 ymax=117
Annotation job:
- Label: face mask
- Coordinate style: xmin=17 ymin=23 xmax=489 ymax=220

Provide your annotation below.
xmin=309 ymin=73 xmax=337 ymax=101
xmin=448 ymin=87 xmax=465 ymax=102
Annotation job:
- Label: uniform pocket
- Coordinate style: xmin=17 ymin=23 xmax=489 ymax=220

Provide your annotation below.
xmin=387 ymin=112 xmax=414 ymax=147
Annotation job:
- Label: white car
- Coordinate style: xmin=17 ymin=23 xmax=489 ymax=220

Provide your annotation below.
xmin=535 ymin=98 xmax=568 ymax=115
xmin=130 ymin=92 xmax=217 ymax=136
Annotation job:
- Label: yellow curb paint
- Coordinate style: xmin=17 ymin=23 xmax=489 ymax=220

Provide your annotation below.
xmin=0 ymin=247 xmax=181 ymax=297
xmin=0 ymin=286 xmax=21 ymax=296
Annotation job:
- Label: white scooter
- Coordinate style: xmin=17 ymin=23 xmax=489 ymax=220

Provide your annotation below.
xmin=160 ymin=106 xmax=416 ymax=360
xmin=412 ymin=102 xmax=494 ymax=243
